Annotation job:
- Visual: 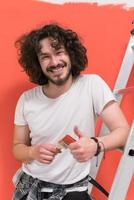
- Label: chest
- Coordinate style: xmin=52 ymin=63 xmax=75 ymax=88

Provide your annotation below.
xmin=24 ymin=86 xmax=95 ymax=143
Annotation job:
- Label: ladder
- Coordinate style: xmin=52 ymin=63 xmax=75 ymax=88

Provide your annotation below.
xmin=89 ymin=24 xmax=134 ymax=199
xmin=108 ymin=122 xmax=134 ymax=200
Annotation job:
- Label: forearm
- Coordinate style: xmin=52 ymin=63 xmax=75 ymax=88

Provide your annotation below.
xmin=13 ymin=143 xmax=32 ymax=163
xmin=97 ymin=126 xmax=130 ymax=152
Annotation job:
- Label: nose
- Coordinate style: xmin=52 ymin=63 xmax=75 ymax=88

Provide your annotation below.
xmin=49 ymin=55 xmax=59 ymax=66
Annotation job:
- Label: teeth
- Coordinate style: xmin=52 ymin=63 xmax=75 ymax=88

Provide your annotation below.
xmin=47 ymin=65 xmax=64 ymax=73
xmin=52 ymin=67 xmax=62 ymax=72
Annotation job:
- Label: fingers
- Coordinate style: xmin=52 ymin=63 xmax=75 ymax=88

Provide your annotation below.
xmin=39 ymin=144 xmax=58 ymax=155
xmin=70 ymin=147 xmax=90 ymax=162
xmin=69 ymin=141 xmax=80 ymax=148
xmin=40 ymin=144 xmax=59 ymax=163
xmin=69 ymin=130 xmax=95 ymax=162
xmin=33 ymin=144 xmax=60 ymax=164
xmin=39 ymin=153 xmax=55 ymax=164
xmin=40 ymin=144 xmax=58 ymax=154
xmin=74 ymin=126 xmax=83 ymax=138
xmin=69 ymin=127 xmax=83 ymax=150
xmin=69 ymin=126 xmax=84 ymax=150
xmin=69 ymin=141 xmax=85 ymax=162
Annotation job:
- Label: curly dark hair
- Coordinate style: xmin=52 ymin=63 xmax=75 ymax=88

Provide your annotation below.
xmin=15 ymin=23 xmax=88 ymax=85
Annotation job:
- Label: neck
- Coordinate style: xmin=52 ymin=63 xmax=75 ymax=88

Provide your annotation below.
xmin=42 ymin=75 xmax=74 ymax=98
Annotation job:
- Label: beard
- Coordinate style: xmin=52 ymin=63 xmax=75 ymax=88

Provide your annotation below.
xmin=47 ymin=69 xmax=71 ymax=85
xmin=44 ymin=62 xmax=72 ymax=86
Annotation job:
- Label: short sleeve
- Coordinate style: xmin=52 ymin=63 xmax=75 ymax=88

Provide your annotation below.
xmin=14 ymin=93 xmax=28 ymax=125
xmin=91 ymin=75 xmax=116 ymax=115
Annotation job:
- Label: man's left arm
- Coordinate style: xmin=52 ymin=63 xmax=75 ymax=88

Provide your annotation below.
xmin=69 ymin=102 xmax=130 ymax=162
xmin=98 ymin=101 xmax=130 ymax=150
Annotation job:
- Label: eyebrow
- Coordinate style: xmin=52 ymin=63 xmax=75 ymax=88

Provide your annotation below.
xmin=38 ymin=52 xmax=50 ymax=56
xmin=38 ymin=47 xmax=65 ymax=56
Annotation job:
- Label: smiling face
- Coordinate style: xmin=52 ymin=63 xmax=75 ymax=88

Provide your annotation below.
xmin=38 ymin=37 xmax=72 ymax=86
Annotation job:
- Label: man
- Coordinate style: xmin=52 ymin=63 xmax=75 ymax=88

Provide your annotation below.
xmin=13 ymin=23 xmax=129 ymax=200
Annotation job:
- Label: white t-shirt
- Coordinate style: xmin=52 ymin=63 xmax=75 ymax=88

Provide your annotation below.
xmin=14 ymin=74 xmax=115 ymax=184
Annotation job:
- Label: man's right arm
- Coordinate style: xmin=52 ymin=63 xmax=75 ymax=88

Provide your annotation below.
xmin=13 ymin=125 xmax=33 ymax=163
xmin=13 ymin=125 xmax=59 ymax=164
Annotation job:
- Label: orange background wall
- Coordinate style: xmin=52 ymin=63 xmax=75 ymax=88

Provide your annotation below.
xmin=0 ymin=0 xmax=134 ymax=199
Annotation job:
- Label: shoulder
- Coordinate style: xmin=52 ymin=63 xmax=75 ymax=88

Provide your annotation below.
xmin=77 ymin=74 xmax=104 ymax=85
xmin=19 ymin=86 xmax=41 ymax=101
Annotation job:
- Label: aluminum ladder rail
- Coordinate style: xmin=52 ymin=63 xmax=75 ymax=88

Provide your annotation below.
xmin=108 ymin=122 xmax=134 ymax=200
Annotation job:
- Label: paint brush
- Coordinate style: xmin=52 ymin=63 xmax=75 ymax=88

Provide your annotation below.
xmin=57 ymin=135 xmax=76 ymax=149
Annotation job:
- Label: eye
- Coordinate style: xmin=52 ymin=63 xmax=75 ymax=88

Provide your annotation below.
xmin=40 ymin=55 xmax=49 ymax=61
xmin=56 ymin=50 xmax=65 ymax=55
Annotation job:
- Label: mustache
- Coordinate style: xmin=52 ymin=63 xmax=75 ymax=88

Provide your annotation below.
xmin=47 ymin=62 xmax=66 ymax=72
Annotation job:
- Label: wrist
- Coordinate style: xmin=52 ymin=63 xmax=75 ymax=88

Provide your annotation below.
xmin=90 ymin=137 xmax=106 ymax=167
xmin=28 ymin=146 xmax=34 ymax=160
xmin=91 ymin=137 xmax=101 ymax=156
